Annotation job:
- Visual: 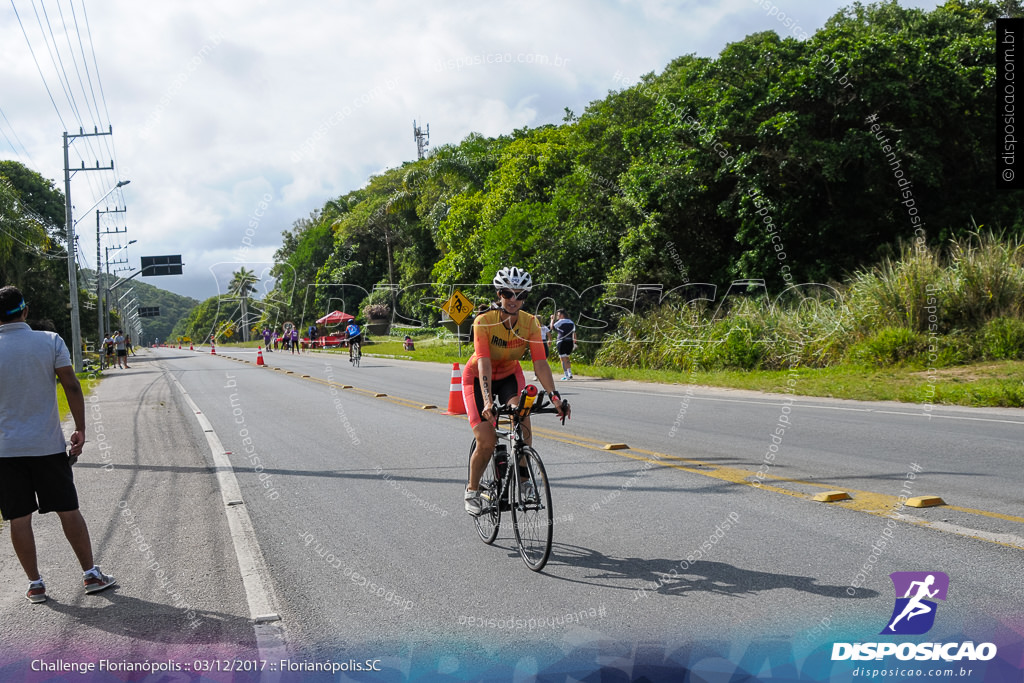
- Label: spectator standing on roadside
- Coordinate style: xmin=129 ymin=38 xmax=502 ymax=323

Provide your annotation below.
xmin=550 ymin=309 xmax=577 ymax=380
xmin=101 ymin=334 xmax=114 ymax=370
xmin=309 ymin=324 xmax=318 ymax=350
xmin=0 ymin=286 xmax=117 ymax=603
xmin=125 ymin=335 xmax=135 ymax=357
xmin=262 ymin=327 xmax=272 ymax=352
xmin=113 ymin=331 xmax=129 ymax=369
xmin=290 ymin=327 xmax=300 ymax=354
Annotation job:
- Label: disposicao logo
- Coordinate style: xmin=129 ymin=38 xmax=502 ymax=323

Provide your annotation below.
xmin=832 ymin=571 xmax=998 ymax=662
xmin=881 ymin=571 xmax=948 ymax=635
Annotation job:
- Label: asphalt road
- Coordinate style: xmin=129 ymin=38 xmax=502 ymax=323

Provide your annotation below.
xmin=170 ymin=346 xmax=1023 ymax=673
xmin=1 ymin=346 xmax=1020 ymax=681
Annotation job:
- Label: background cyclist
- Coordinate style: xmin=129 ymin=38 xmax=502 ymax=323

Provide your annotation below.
xmin=463 ymin=266 xmax=568 ymax=516
xmin=346 ymin=319 xmax=362 ymax=361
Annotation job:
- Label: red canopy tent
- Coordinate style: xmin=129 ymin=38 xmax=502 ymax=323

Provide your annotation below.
xmin=316 ymin=310 xmax=354 ymax=325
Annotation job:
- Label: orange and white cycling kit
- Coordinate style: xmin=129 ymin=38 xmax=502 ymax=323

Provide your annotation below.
xmin=462 ymin=308 xmax=546 ymax=427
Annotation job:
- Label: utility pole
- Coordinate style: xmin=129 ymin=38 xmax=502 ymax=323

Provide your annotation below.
xmin=105 ymin=244 xmax=133 ymax=335
xmin=96 ymin=206 xmax=127 ymax=344
xmin=64 ymin=126 xmax=115 ymax=372
xmin=413 ymin=120 xmax=429 ymax=160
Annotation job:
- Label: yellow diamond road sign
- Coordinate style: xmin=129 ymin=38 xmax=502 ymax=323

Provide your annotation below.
xmin=442 ymin=290 xmax=473 ymax=325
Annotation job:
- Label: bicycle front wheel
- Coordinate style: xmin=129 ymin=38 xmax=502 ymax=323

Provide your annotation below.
xmin=511 ymin=446 xmax=552 ymax=571
xmin=468 ymin=438 xmax=501 ymax=544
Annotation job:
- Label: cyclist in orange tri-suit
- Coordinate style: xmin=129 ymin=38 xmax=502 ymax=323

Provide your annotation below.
xmin=463 ymin=267 xmax=568 ymax=515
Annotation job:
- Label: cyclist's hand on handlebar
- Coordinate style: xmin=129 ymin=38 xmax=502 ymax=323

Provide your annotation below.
xmin=482 ymin=402 xmax=495 ymax=422
xmin=553 ymin=397 xmax=571 ymax=424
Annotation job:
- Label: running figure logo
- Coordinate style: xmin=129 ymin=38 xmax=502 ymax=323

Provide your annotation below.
xmin=881 ymin=571 xmax=949 ymax=635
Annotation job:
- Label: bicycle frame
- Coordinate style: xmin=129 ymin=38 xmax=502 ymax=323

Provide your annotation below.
xmin=487 ymin=416 xmax=528 ymax=513
xmin=486 ymin=392 xmax=556 ymax=504
xmin=472 ymin=390 xmax=564 ymax=570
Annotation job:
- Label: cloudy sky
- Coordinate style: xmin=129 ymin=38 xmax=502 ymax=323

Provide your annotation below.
xmin=1 ymin=0 xmax=944 ymax=301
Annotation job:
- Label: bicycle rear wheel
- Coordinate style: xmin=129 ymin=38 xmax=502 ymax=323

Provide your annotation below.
xmin=468 ymin=439 xmax=500 ymax=544
xmin=353 ymin=343 xmax=361 ymax=367
xmin=511 ymin=446 xmax=552 ymax=571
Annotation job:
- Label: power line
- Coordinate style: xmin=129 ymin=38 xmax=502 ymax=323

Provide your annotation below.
xmin=80 ymin=0 xmax=119 ymax=174
xmin=70 ymin=0 xmax=116 ymax=168
xmin=10 ymin=0 xmax=67 ymax=130
xmin=35 ymin=0 xmax=86 ymax=128
xmin=59 ymin=0 xmax=116 ymax=171
xmin=56 ymin=0 xmax=96 ymax=126
xmin=31 ymin=0 xmax=112 ymax=203
xmin=0 ymin=106 xmax=38 ymax=168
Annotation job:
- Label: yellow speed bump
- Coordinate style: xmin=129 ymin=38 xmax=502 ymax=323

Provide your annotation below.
xmin=603 ymin=443 xmax=629 ymax=450
xmin=813 ymin=490 xmax=852 ymax=502
xmin=907 ymin=495 xmax=945 ymax=508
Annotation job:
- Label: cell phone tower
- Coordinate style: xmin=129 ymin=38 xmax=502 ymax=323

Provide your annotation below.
xmin=413 ymin=120 xmax=430 ymax=160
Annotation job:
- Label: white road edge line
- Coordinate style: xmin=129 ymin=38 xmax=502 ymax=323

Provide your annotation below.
xmin=902 ymin=514 xmax=1024 ymax=550
xmin=169 ymin=372 xmax=288 ymax=665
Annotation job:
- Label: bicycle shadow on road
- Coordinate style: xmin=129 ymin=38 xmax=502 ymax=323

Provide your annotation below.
xmin=542 ymin=543 xmax=878 ymax=600
xmin=35 ymin=591 xmax=257 ymax=647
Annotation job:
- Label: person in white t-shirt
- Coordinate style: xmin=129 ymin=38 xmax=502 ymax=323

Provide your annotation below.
xmin=113 ymin=331 xmax=129 ymax=369
xmin=0 ymin=286 xmax=116 ymax=603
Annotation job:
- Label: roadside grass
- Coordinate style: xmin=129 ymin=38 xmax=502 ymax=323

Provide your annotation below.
xmin=57 ymin=371 xmax=101 ymax=421
xmin=571 ymin=360 xmax=1024 ymax=407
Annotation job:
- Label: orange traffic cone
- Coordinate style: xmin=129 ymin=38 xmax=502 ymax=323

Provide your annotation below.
xmin=443 ymin=363 xmax=466 ymax=415
xmin=256 ymin=346 xmax=265 ymax=366
xmin=211 ymin=344 xmax=216 ymax=355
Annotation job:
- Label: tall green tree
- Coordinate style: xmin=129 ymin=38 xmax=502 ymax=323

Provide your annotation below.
xmin=0 ymin=163 xmax=73 ymax=340
xmin=229 ymin=267 xmax=258 ymax=341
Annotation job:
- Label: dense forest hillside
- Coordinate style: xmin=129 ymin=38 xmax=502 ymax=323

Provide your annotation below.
xmin=81 ymin=269 xmax=198 ymax=345
xmin=244 ymin=0 xmax=1020 ymax=337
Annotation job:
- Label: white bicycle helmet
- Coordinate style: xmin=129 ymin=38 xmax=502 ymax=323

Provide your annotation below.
xmin=492 ymin=266 xmax=533 ymax=292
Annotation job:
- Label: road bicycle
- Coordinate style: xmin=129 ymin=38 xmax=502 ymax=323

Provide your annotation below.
xmin=349 ymin=340 xmax=361 ymax=367
xmin=468 ymin=386 xmax=569 ymax=571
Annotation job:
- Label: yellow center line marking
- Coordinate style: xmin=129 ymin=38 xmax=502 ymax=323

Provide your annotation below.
xmin=943 ymin=505 xmax=1024 ymax=525
xmin=235 ymin=358 xmax=1024 ymax=543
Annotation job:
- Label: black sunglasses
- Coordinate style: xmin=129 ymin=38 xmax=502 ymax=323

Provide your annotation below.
xmin=498 ymin=289 xmax=528 ymax=301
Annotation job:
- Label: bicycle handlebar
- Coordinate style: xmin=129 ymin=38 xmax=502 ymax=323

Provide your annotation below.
xmin=491 ymin=387 xmax=571 ymax=424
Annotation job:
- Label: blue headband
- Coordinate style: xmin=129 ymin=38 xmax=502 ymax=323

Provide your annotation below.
xmin=4 ymin=299 xmax=26 ymax=316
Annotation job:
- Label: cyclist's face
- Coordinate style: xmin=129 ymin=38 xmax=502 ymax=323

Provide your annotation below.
xmin=499 ymin=289 xmax=526 ymax=312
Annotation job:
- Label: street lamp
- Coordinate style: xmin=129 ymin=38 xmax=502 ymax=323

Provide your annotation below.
xmin=75 ymin=179 xmax=129 ymax=228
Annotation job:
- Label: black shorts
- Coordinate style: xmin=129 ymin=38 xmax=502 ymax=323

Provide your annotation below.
xmin=556 ymin=338 xmax=574 ymax=357
xmin=0 ymin=453 xmax=80 ymax=520
xmin=470 ymin=374 xmax=521 ymax=423
xmin=116 ymin=349 xmax=127 ymax=357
